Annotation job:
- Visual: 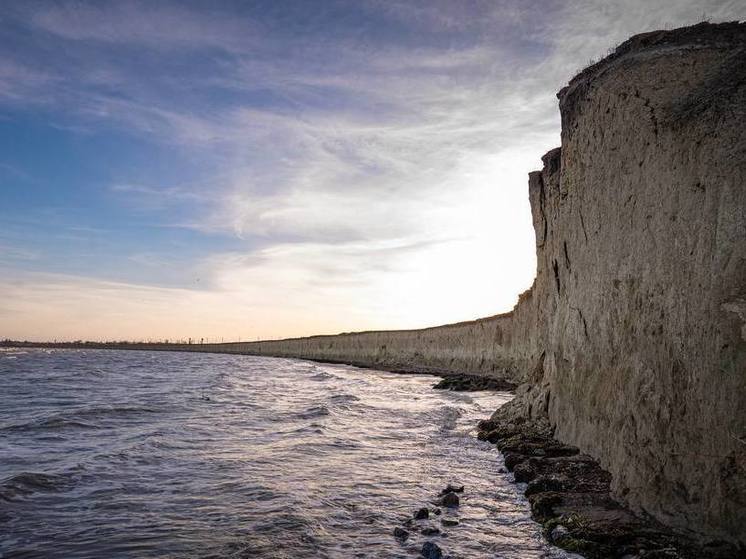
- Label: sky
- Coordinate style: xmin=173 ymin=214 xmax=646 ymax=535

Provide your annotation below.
xmin=1 ymin=0 xmax=744 ymax=342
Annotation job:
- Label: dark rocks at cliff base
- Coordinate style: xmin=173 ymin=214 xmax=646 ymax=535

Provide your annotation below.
xmin=393 ymin=527 xmax=409 ymax=541
xmin=438 ymin=492 xmax=460 ymax=508
xmin=439 ymin=484 xmax=464 ymax=495
xmin=421 ymin=541 xmax=443 ymax=559
xmin=477 ymin=415 xmax=745 ymax=559
xmin=433 ymin=374 xmax=515 ymax=392
xmin=414 ymin=507 xmax=430 ymax=520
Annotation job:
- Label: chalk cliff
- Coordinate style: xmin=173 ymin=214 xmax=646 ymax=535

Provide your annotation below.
xmin=521 ymin=22 xmax=746 ymax=544
xmin=166 ymin=22 xmax=746 ymax=545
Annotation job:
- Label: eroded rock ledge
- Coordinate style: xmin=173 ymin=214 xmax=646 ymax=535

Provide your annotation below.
xmin=478 ymin=401 xmax=742 ymax=558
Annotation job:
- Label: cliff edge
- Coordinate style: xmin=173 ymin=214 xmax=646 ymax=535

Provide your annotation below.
xmin=518 ymin=21 xmax=746 ymax=544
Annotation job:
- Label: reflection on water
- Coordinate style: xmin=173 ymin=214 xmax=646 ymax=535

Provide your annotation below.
xmin=0 ymin=348 xmax=574 ymax=558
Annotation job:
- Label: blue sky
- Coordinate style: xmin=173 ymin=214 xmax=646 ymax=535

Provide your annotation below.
xmin=1 ymin=0 xmax=744 ymax=341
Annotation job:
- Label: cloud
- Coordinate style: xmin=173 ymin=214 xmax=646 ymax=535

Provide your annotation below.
xmin=1 ymin=1 xmax=745 ymax=339
xmin=28 ymin=1 xmax=261 ymax=52
xmin=0 ymin=244 xmax=39 ymax=262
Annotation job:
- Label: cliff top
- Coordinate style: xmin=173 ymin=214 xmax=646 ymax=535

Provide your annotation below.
xmin=558 ymin=21 xmax=746 ymax=122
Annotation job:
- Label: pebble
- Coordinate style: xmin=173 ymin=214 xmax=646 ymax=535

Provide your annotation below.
xmin=421 ymin=541 xmax=443 ymax=559
xmin=414 ymin=507 xmax=429 ymax=520
xmin=421 ymin=526 xmax=440 ymax=536
xmin=440 ymin=484 xmax=464 ymax=495
xmin=393 ymin=527 xmax=409 ymax=541
xmin=550 ymin=524 xmax=569 ymax=542
xmin=439 ymin=492 xmax=460 ymax=508
xmin=441 ymin=518 xmax=459 ymax=527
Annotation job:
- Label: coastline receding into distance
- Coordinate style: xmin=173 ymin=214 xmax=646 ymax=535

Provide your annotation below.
xmin=6 ymin=20 xmax=746 ymax=557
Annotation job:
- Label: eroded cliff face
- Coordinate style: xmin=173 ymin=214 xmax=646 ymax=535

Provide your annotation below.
xmin=187 ymin=22 xmax=745 ymax=545
xmin=521 ymin=22 xmax=746 ymax=544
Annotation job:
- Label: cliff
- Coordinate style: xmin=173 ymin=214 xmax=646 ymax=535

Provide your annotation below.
xmin=235 ymin=22 xmax=746 ymax=544
xmin=22 ymin=21 xmax=743 ymax=546
xmin=523 ymin=21 xmax=746 ymax=544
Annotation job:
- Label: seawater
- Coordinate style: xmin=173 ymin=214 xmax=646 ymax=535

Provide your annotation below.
xmin=0 ymin=348 xmax=575 ymax=558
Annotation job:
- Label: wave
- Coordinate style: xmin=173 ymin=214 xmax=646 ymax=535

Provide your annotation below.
xmin=328 ymin=394 xmax=360 ymax=403
xmin=73 ymin=405 xmax=158 ymax=419
xmin=0 ymin=471 xmax=75 ymax=501
xmin=435 ymin=406 xmax=463 ymax=431
xmin=0 ymin=348 xmax=27 ymax=355
xmin=1 ymin=405 xmax=157 ymax=433
xmin=1 ymin=416 xmax=97 ymax=432
xmin=293 ymin=405 xmax=331 ymax=420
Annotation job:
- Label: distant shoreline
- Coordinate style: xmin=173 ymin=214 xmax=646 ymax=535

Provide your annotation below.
xmin=1 ymin=341 xmax=517 ymax=392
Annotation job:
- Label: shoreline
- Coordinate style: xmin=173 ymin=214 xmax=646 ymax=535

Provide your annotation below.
xmin=9 ymin=342 xmax=737 ymax=557
xmin=1 ymin=342 xmax=517 ymax=392
xmin=477 ymin=400 xmax=744 ymax=559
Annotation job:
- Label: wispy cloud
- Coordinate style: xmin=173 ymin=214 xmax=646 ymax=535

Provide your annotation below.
xmin=1 ymin=0 xmax=744 ymax=339
xmin=28 ymin=1 xmax=262 ymax=51
xmin=0 ymin=244 xmax=39 ymax=262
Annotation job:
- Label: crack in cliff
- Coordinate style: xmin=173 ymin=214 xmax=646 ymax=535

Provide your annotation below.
xmin=552 ymin=259 xmax=561 ymax=295
xmin=579 ymin=209 xmax=589 ymax=242
xmin=570 ymin=306 xmax=589 ymax=339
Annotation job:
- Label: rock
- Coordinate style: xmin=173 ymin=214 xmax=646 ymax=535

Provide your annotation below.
xmin=441 ymin=518 xmax=459 ymax=527
xmin=433 ymin=508 xmax=441 ymax=515
xmin=439 ymin=492 xmax=459 ymax=508
xmin=421 ymin=527 xmax=440 ymax=536
xmin=433 ymin=374 xmax=516 ymax=392
xmin=504 ymin=452 xmax=527 ymax=471
xmin=498 ymin=467 xmax=507 ymax=474
xmin=525 ymin=475 xmax=570 ymax=497
xmin=393 ymin=527 xmax=409 ymax=541
xmin=513 ymin=460 xmax=538 ymax=483
xmin=421 ymin=541 xmax=443 ymax=559
xmin=439 ymin=484 xmax=464 ymax=495
xmin=414 ymin=507 xmax=429 ymax=520
xmin=477 ymin=419 xmax=496 ymax=432
xmin=550 ymin=524 xmax=569 ymax=543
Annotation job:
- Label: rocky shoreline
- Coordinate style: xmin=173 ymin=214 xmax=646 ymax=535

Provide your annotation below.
xmin=477 ymin=400 xmax=744 ymax=559
xmin=393 ymin=483 xmax=466 ymax=559
xmin=432 ymin=373 xmax=516 ymax=392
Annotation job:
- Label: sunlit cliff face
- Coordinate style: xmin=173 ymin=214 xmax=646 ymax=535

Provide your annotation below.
xmin=1 ymin=1 xmax=744 ymax=342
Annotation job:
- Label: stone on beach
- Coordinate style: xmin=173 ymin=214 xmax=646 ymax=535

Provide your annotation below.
xmin=421 ymin=541 xmax=443 ymax=559
xmin=439 ymin=484 xmax=464 ymax=495
xmin=393 ymin=527 xmax=409 ymax=541
xmin=439 ymin=492 xmax=460 ymax=508
xmin=414 ymin=507 xmax=429 ymax=519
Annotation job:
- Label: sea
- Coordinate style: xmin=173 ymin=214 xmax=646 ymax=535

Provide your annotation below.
xmin=0 ymin=348 xmax=576 ymax=558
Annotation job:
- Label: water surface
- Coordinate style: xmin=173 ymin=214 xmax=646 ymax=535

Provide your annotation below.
xmin=0 ymin=348 xmax=573 ymax=558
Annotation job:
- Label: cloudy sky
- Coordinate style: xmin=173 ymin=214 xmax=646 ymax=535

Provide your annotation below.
xmin=1 ymin=0 xmax=744 ymax=342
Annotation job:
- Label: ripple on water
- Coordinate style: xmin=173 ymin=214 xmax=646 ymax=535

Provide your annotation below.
xmin=0 ymin=349 xmax=575 ymax=559
xmin=0 ymin=471 xmax=77 ymax=501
